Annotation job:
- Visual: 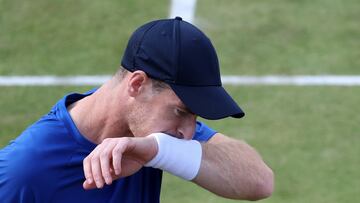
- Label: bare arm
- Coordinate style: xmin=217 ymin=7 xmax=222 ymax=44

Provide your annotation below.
xmin=82 ymin=133 xmax=274 ymax=201
xmin=194 ymin=133 xmax=274 ymax=200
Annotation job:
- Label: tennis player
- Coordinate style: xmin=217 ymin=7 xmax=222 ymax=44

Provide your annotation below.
xmin=0 ymin=17 xmax=273 ymax=202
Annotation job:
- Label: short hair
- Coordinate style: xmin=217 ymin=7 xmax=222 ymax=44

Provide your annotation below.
xmin=116 ymin=66 xmax=169 ymax=93
xmin=115 ymin=66 xmax=129 ymax=80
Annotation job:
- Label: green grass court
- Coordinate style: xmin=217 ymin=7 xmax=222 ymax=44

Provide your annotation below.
xmin=1 ymin=0 xmax=359 ymax=202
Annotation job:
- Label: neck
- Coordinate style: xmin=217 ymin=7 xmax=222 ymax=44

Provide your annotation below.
xmin=68 ymin=80 xmax=131 ymax=144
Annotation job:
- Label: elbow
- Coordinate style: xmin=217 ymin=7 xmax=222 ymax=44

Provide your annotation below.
xmin=247 ymin=167 xmax=274 ymax=201
xmin=224 ymin=166 xmax=274 ymax=201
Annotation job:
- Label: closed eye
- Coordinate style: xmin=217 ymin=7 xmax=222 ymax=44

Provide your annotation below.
xmin=174 ymin=108 xmax=187 ymax=117
xmin=174 ymin=107 xmax=196 ymax=119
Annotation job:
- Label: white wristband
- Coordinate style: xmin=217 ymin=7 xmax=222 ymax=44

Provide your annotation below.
xmin=145 ymin=133 xmax=202 ymax=180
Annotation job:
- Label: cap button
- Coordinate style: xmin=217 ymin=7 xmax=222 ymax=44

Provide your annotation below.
xmin=175 ymin=16 xmax=182 ymax=21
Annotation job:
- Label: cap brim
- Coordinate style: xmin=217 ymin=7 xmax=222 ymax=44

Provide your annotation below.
xmin=169 ymin=84 xmax=245 ymax=120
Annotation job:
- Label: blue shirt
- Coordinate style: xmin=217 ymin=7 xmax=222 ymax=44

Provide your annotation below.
xmin=0 ymin=90 xmax=216 ymax=203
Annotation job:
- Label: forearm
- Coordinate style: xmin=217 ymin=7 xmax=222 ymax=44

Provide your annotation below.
xmin=82 ymin=133 xmax=274 ymax=200
xmin=193 ymin=133 xmax=274 ymax=200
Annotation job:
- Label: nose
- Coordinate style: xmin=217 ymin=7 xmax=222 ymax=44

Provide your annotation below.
xmin=177 ymin=116 xmax=197 ymax=140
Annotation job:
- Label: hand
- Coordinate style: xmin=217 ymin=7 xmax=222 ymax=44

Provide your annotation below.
xmin=82 ymin=136 xmax=158 ymax=190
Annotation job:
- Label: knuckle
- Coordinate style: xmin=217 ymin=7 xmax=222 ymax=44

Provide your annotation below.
xmin=121 ymin=137 xmax=131 ymax=144
xmin=100 ymin=152 xmax=109 ymax=160
xmin=102 ymin=138 xmax=111 ymax=144
xmin=92 ymin=169 xmax=100 ymax=176
xmin=90 ymin=156 xmax=99 ymax=162
xmin=113 ymin=145 xmax=123 ymax=154
xmin=93 ymin=176 xmax=102 ymax=182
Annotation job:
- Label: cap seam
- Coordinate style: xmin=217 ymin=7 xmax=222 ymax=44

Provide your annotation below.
xmin=174 ymin=18 xmax=181 ymax=83
xmin=133 ymin=21 xmax=160 ymax=68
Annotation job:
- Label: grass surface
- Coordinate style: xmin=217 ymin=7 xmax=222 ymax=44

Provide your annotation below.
xmin=1 ymin=0 xmax=359 ymax=75
xmin=0 ymin=86 xmax=91 ymax=144
xmin=196 ymin=0 xmax=360 ymax=75
xmin=0 ymin=86 xmax=359 ymax=202
xmin=0 ymin=0 xmax=168 ymax=75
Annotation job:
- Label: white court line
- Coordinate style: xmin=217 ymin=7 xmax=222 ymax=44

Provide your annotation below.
xmin=1 ymin=75 xmax=360 ymax=86
xmin=222 ymin=75 xmax=360 ymax=86
xmin=169 ymin=0 xmax=197 ymax=23
xmin=0 ymin=76 xmax=110 ymax=86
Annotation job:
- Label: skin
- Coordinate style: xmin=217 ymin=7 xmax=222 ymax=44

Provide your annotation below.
xmin=69 ymin=70 xmax=274 ymax=200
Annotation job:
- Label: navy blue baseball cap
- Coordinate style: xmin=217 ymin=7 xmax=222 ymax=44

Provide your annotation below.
xmin=121 ymin=17 xmax=244 ymax=120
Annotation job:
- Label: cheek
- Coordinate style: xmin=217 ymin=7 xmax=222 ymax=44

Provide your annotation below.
xmin=144 ymin=108 xmax=182 ymax=134
xmin=129 ymin=106 xmax=175 ymax=136
xmin=128 ymin=104 xmax=153 ymax=136
xmin=145 ymin=111 xmax=178 ymax=131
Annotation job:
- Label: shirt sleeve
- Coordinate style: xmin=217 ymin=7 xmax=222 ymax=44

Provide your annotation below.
xmin=192 ymin=121 xmax=217 ymax=142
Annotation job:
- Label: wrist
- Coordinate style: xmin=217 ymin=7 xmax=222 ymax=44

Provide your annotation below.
xmin=142 ymin=135 xmax=159 ymax=162
xmin=145 ymin=133 xmax=202 ymax=180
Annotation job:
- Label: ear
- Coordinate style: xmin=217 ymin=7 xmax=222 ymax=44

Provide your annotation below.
xmin=127 ymin=71 xmax=150 ymax=97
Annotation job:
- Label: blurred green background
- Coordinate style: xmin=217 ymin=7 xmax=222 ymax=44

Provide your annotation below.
xmin=0 ymin=0 xmax=359 ymax=202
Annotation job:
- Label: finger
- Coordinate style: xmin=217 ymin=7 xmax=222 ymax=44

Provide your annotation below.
xmin=112 ymin=138 xmax=129 ymax=176
xmin=112 ymin=144 xmax=123 ymax=176
xmin=91 ymin=152 xmax=105 ymax=188
xmin=84 ymin=145 xmax=103 ymax=188
xmin=90 ymin=139 xmax=115 ymax=188
xmin=83 ymin=156 xmax=94 ymax=185
xmin=100 ymin=141 xmax=117 ymax=185
xmin=83 ymin=179 xmax=97 ymax=190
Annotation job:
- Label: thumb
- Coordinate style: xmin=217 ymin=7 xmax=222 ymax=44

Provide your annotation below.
xmin=83 ymin=179 xmax=97 ymax=190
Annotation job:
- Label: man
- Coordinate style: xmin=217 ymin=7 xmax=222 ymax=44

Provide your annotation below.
xmin=0 ymin=17 xmax=273 ymax=202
